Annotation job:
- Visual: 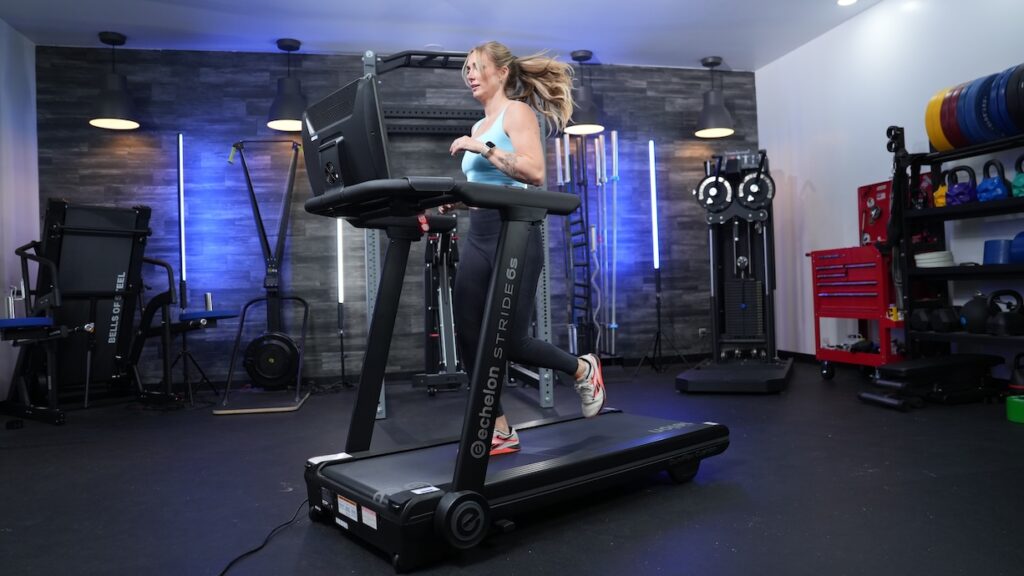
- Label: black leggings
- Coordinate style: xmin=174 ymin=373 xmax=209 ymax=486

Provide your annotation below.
xmin=453 ymin=209 xmax=579 ymax=417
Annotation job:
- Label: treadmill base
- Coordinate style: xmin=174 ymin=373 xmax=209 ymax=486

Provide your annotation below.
xmin=304 ymin=412 xmax=729 ymax=572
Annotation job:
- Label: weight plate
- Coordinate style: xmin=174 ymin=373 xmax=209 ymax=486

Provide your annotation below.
xmin=696 ymin=175 xmax=732 ymax=213
xmin=955 ymin=80 xmax=972 ymax=145
xmin=941 ymin=84 xmax=968 ymax=148
xmin=958 ymin=79 xmax=981 ymax=146
xmin=925 ymin=88 xmax=952 ymax=151
xmin=1008 ymin=64 xmax=1024 ymax=133
xmin=975 ymin=74 xmax=1002 ymax=141
xmin=961 ymin=77 xmax=985 ymax=145
xmin=1016 ymin=65 xmax=1024 ymax=130
xmin=737 ymin=171 xmax=775 ymax=210
xmin=993 ymin=66 xmax=1017 ymax=135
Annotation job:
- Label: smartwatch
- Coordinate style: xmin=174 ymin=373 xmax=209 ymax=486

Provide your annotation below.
xmin=481 ymin=141 xmax=496 ymax=158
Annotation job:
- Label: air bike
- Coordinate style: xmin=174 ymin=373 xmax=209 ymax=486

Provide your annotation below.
xmin=300 ymin=73 xmax=730 ymax=572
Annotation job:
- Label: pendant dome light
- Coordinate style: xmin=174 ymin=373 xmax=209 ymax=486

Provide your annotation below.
xmin=564 ymin=50 xmax=604 ymax=136
xmin=267 ymin=38 xmax=307 ymax=132
xmin=89 ymin=31 xmax=140 ymax=130
xmin=694 ymin=56 xmax=735 ymax=139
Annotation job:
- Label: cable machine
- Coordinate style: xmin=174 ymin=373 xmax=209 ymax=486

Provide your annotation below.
xmin=676 ymin=150 xmax=792 ymax=392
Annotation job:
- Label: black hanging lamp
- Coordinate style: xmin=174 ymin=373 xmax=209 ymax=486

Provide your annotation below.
xmin=267 ymin=38 xmax=307 ymax=132
xmin=695 ymin=56 xmax=735 ymax=139
xmin=89 ymin=31 xmax=140 ymax=130
xmin=564 ymin=50 xmax=605 ymax=136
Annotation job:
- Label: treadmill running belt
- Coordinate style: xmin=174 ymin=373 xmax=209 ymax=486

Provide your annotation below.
xmin=320 ymin=412 xmax=725 ymax=501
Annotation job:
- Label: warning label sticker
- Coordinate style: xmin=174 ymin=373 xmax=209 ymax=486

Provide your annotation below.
xmin=361 ymin=507 xmax=378 ymax=530
xmin=337 ymin=495 xmax=358 ymax=521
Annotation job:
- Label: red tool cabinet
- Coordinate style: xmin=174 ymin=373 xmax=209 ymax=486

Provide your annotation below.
xmin=808 ymin=245 xmax=904 ymax=378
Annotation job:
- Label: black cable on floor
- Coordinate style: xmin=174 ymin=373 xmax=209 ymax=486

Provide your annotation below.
xmin=218 ymin=498 xmax=309 ymax=576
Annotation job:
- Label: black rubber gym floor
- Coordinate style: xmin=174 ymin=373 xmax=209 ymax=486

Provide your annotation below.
xmin=2 ymin=359 xmax=1023 ymax=575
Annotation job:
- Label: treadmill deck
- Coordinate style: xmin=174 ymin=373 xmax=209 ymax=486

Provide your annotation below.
xmin=317 ymin=411 xmax=727 ymax=502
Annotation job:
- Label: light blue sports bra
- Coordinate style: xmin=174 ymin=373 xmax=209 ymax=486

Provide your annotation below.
xmin=461 ymin=104 xmax=527 ymax=189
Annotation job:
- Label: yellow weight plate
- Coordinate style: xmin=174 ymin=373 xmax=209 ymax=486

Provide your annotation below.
xmin=925 ymin=87 xmax=953 ymax=151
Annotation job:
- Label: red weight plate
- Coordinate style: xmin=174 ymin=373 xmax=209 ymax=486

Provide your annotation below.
xmin=941 ymin=84 xmax=969 ymax=148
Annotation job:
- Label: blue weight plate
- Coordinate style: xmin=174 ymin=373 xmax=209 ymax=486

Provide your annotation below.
xmin=1018 ymin=67 xmax=1024 ymax=128
xmin=968 ymin=76 xmax=997 ymax=143
xmin=957 ymin=78 xmax=977 ymax=145
xmin=1009 ymin=65 xmax=1024 ymax=132
xmin=975 ymin=74 xmax=1001 ymax=140
xmin=993 ymin=66 xmax=1016 ymax=135
xmin=965 ymin=77 xmax=988 ymax=144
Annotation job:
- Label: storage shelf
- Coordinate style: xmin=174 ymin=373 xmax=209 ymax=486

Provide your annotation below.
xmin=911 ymin=133 xmax=1024 ymax=165
xmin=903 ymin=196 xmax=1024 ymax=222
xmin=908 ymin=264 xmax=1024 ymax=278
xmin=895 ymin=129 xmax=1024 ymax=357
xmin=908 ymin=330 xmax=1024 ymax=344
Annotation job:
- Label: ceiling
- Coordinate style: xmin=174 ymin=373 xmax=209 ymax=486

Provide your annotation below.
xmin=0 ymin=0 xmax=883 ymax=71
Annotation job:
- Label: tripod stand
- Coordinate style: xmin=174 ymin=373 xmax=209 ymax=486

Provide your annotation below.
xmin=172 ymin=288 xmax=230 ymax=405
xmin=635 ymin=139 xmax=687 ymax=375
xmin=635 ymin=266 xmax=688 ymax=374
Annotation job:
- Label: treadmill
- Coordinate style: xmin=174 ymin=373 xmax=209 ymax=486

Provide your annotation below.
xmin=300 ymin=74 xmax=730 ymax=572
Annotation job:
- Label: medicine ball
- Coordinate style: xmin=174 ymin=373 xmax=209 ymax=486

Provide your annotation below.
xmin=960 ymin=293 xmax=997 ymax=334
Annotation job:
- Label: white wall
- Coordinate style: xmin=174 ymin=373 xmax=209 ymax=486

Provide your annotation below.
xmin=0 ymin=18 xmax=39 ymax=400
xmin=756 ymin=0 xmax=1024 ymax=355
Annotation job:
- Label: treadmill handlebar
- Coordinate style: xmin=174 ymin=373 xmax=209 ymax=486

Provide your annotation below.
xmin=304 ymin=177 xmax=580 ymax=221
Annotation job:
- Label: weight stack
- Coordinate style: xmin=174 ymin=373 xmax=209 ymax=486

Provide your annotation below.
xmin=723 ymin=278 xmax=764 ymax=338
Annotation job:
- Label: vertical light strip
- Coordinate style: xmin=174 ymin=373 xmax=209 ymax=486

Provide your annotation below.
xmin=648 ymin=139 xmax=660 ymax=270
xmin=336 ymin=220 xmax=345 ymax=303
xmin=177 ymin=133 xmax=186 ymax=282
xmin=562 ymin=134 xmax=572 ymax=184
xmin=611 ymin=131 xmax=618 ymax=176
xmin=554 ymin=136 xmax=563 ymax=185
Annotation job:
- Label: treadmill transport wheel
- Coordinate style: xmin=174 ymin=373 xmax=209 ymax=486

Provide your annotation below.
xmin=667 ymin=459 xmax=700 ymax=484
xmin=243 ymin=331 xmax=299 ymax=390
xmin=434 ymin=490 xmax=491 ymax=550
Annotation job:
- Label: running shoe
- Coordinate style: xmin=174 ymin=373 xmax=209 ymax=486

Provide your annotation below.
xmin=490 ymin=427 xmax=520 ymax=455
xmin=575 ymin=353 xmax=606 ymax=418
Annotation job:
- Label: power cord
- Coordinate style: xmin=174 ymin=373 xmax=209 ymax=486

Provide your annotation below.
xmin=218 ymin=498 xmax=309 ymax=576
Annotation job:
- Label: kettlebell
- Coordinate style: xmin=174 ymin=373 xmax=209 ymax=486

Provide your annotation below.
xmin=960 ymin=291 xmax=998 ymax=334
xmin=933 ymin=170 xmax=948 ymax=207
xmin=1010 ymin=353 xmax=1024 ymax=393
xmin=1013 ymin=154 xmax=1024 ymax=198
xmin=977 ymin=159 xmax=1010 ymax=201
xmin=986 ymin=289 xmax=1024 ymax=336
xmin=946 ymin=166 xmax=977 ymax=206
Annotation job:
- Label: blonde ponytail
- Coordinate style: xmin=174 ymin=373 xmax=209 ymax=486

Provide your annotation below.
xmin=464 ymin=41 xmax=576 ymax=136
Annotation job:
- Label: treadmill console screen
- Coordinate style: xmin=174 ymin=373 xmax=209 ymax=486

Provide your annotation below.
xmin=301 ymin=74 xmax=391 ymax=197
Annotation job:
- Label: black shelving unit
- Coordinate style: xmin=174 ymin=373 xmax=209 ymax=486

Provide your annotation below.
xmin=908 ymin=330 xmax=1024 ymax=344
xmin=891 ymin=128 xmax=1024 ymax=356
